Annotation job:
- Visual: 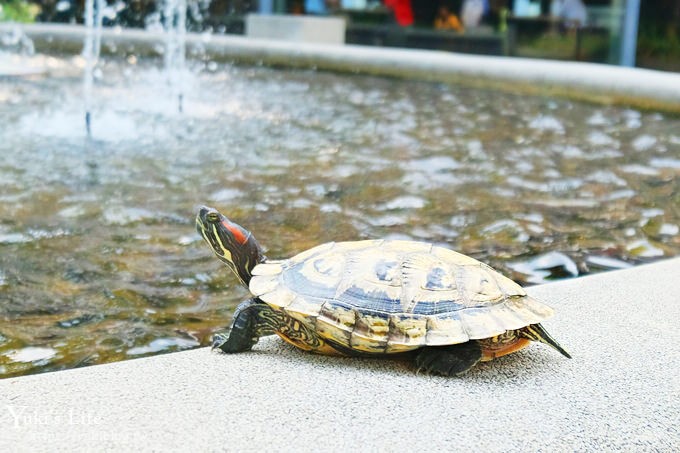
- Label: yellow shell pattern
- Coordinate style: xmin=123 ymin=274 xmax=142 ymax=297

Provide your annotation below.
xmin=249 ymin=240 xmax=553 ymax=354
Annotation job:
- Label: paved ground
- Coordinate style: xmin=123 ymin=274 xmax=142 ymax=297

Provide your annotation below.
xmin=1 ymin=258 xmax=678 ymax=451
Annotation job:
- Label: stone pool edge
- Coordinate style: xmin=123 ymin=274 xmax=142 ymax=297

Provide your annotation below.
xmin=0 ymin=257 xmax=678 ymax=450
xmin=4 ymin=23 xmax=680 ymax=113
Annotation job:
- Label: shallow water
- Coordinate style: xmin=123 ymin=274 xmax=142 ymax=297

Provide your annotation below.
xmin=0 ymin=55 xmax=678 ymax=378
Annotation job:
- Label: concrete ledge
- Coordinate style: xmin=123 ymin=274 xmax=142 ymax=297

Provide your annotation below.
xmin=4 ymin=23 xmax=680 ymax=112
xmin=1 ymin=258 xmax=678 ymax=450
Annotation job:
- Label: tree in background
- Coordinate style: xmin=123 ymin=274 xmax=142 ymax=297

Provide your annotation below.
xmin=0 ymin=0 xmax=40 ymax=22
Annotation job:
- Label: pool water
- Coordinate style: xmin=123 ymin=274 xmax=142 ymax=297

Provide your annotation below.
xmin=0 ymin=55 xmax=678 ymax=378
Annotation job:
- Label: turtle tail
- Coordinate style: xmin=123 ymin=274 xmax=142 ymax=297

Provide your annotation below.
xmin=520 ymin=323 xmax=571 ymax=359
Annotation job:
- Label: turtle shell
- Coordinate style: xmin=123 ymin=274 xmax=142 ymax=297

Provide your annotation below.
xmin=249 ymin=240 xmax=553 ymax=354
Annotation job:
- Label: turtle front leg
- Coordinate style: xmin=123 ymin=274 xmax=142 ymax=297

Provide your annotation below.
xmin=414 ymin=341 xmax=483 ymax=376
xmin=213 ymin=298 xmax=284 ymax=353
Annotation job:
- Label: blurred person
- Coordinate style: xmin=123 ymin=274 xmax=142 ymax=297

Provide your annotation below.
xmin=384 ymin=0 xmax=413 ymax=26
xmin=291 ymin=0 xmax=304 ymax=14
xmin=305 ymin=0 xmax=328 ymax=14
xmin=434 ymin=5 xmax=464 ymax=32
xmin=461 ymin=0 xmax=485 ymax=28
xmin=259 ymin=0 xmax=274 ymax=14
xmin=341 ymin=0 xmax=366 ymax=8
xmin=553 ymin=0 xmax=587 ymax=26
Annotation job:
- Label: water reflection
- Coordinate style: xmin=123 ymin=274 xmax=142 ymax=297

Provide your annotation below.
xmin=0 ymin=56 xmax=678 ymax=378
xmin=508 ymin=252 xmax=579 ymax=285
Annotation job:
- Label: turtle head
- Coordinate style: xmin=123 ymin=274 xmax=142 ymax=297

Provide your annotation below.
xmin=196 ymin=206 xmax=266 ymax=287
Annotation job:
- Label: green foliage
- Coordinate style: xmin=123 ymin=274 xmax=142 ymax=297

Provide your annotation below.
xmin=637 ymin=26 xmax=680 ymax=57
xmin=515 ymin=32 xmax=610 ymax=63
xmin=637 ymin=0 xmax=680 ymax=61
xmin=0 ymin=0 xmax=39 ymax=23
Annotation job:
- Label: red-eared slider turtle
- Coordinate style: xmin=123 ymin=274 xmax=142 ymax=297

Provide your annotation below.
xmin=197 ymin=206 xmax=570 ymax=376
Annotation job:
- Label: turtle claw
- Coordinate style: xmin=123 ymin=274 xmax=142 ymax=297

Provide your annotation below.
xmin=211 ymin=332 xmax=230 ymax=350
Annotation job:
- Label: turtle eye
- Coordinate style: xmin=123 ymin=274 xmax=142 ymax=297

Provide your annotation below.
xmin=206 ymin=211 xmax=220 ymax=223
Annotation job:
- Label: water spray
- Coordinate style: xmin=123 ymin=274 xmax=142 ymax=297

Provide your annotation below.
xmin=83 ymin=0 xmax=104 ymax=138
xmin=163 ymin=0 xmax=187 ymax=115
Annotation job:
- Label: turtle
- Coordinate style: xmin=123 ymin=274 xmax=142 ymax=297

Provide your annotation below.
xmin=196 ymin=206 xmax=570 ymax=376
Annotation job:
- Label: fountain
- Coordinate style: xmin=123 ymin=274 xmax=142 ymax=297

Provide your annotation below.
xmin=81 ymin=0 xmax=187 ymax=135
xmin=82 ymin=0 xmax=104 ymax=136
xmin=162 ymin=0 xmax=187 ymax=113
xmin=0 ymin=9 xmax=679 ymax=379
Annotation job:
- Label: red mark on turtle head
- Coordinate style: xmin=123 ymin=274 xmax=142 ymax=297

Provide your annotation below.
xmin=222 ymin=220 xmax=248 ymax=244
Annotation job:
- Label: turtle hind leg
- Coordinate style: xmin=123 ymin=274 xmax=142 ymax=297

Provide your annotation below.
xmin=414 ymin=341 xmax=482 ymax=376
xmin=213 ymin=298 xmax=283 ymax=353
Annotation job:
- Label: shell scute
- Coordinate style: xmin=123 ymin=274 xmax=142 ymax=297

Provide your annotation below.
xmin=250 ymin=274 xmax=279 ymax=297
xmin=348 ymin=311 xmax=391 ymax=353
xmin=251 ymin=261 xmax=284 ymax=276
xmin=283 ymin=295 xmax=324 ymax=321
xmin=481 ymin=262 xmax=526 ymax=296
xmin=507 ymin=295 xmax=554 ymax=322
xmin=315 ymin=301 xmax=356 ymax=346
xmin=258 ymin=286 xmax=296 ymax=309
xmin=425 ymin=314 xmax=468 ymax=345
xmin=458 ymin=307 xmax=508 ymax=340
xmin=456 ymin=265 xmax=504 ymax=303
xmin=385 ymin=314 xmax=428 ymax=353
